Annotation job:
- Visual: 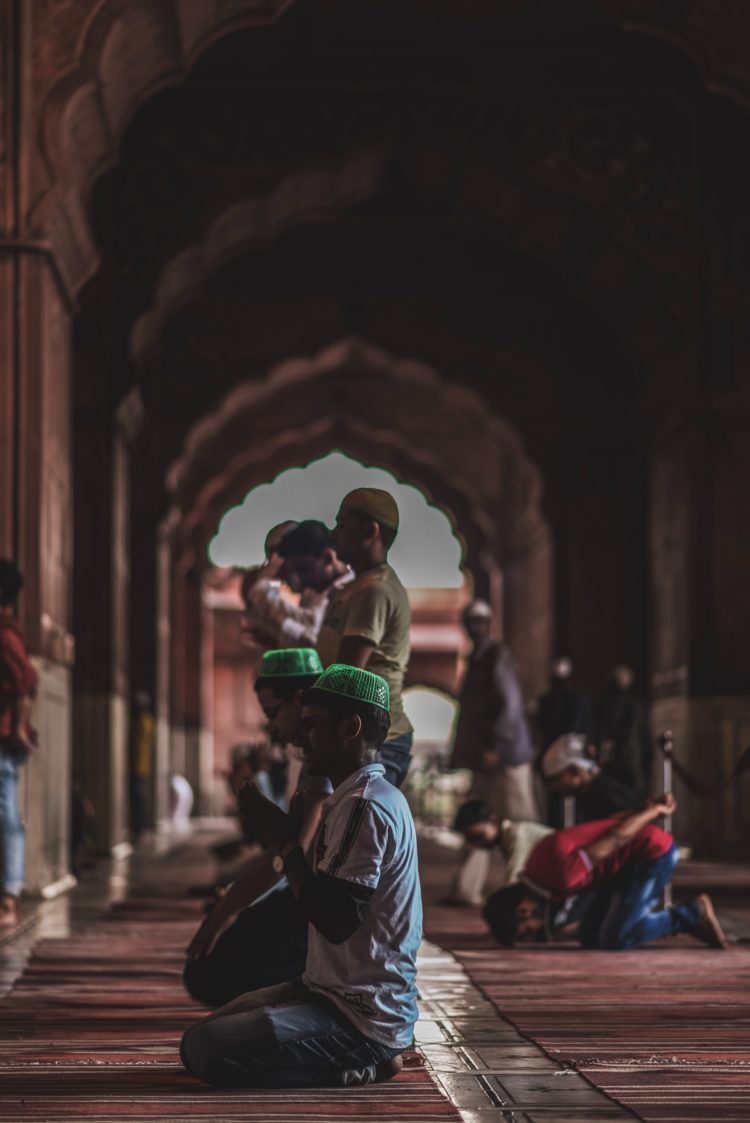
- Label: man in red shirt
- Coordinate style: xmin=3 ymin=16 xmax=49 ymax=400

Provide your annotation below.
xmin=455 ymin=794 xmax=727 ymax=950
xmin=0 ymin=559 xmax=38 ymax=931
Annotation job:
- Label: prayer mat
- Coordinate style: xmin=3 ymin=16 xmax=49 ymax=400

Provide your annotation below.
xmin=453 ymin=944 xmax=750 ymax=1121
xmin=0 ymin=897 xmax=460 ymax=1122
xmin=421 ymin=840 xmax=750 ymax=1121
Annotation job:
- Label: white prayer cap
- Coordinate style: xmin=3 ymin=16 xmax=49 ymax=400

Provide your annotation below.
xmin=463 ymin=599 xmax=492 ymax=622
xmin=541 ymin=734 xmax=599 ymax=779
xmin=551 ymin=656 xmax=573 ymax=679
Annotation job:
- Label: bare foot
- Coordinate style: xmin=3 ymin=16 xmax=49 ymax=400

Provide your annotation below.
xmin=690 ymin=894 xmax=728 ymax=949
xmin=374 ymin=1054 xmax=403 ymax=1082
xmin=0 ymin=896 xmax=19 ymax=932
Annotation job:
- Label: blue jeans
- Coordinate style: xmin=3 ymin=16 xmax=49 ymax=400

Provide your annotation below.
xmin=379 ymin=733 xmax=413 ymax=788
xmin=181 ymin=979 xmax=401 ymax=1087
xmin=0 ymin=750 xmax=25 ymax=896
xmin=579 ymin=843 xmax=701 ymax=950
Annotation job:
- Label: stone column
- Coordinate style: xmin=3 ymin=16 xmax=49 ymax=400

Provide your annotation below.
xmin=70 ymin=287 xmax=133 ymax=855
xmin=154 ymin=528 xmax=172 ymax=829
xmin=200 ymin=600 xmax=215 ymax=816
xmin=0 ymin=1 xmax=78 ymax=892
xmin=0 ymin=249 xmax=75 ymax=891
xmin=70 ymin=418 xmax=131 ymax=855
xmin=503 ymin=530 xmax=554 ymax=701
xmin=650 ymin=421 xmax=750 ymax=857
xmin=169 ymin=560 xmax=212 ymax=815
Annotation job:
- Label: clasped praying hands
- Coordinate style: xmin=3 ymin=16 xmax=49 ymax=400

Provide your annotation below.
xmin=237 ymin=783 xmax=304 ymax=852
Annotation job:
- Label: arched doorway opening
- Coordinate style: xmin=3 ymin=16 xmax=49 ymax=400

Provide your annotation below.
xmin=401 ymin=686 xmax=466 ymax=831
xmin=205 ymin=449 xmax=468 ymax=806
xmin=126 ymin=334 xmax=554 ymax=830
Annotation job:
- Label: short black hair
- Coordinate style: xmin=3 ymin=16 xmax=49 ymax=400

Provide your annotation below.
xmin=453 ymin=799 xmax=493 ymax=833
xmin=254 ymin=674 xmax=320 ymax=701
xmin=302 ymin=690 xmax=391 ymax=750
xmin=346 ymin=509 xmax=397 ymax=551
xmin=482 ymin=883 xmax=531 ymax=947
xmin=0 ymin=560 xmax=23 ymax=607
xmin=279 ymin=520 xmax=331 ymax=560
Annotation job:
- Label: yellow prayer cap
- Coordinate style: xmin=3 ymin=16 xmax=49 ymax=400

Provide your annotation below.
xmin=338 ymin=488 xmax=399 ymax=530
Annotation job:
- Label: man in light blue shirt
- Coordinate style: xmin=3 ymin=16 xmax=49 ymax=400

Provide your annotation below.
xmin=181 ymin=664 xmax=422 ymax=1088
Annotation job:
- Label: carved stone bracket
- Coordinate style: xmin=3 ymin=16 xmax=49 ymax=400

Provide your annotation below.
xmin=27 ymin=0 xmax=718 ymax=304
xmin=598 ymin=0 xmax=750 ymax=115
xmin=28 ymin=0 xmax=302 ymax=293
xmin=130 ymin=153 xmax=388 ymax=358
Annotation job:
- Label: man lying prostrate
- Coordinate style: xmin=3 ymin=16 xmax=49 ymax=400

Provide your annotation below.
xmin=455 ymin=794 xmax=728 ymax=950
xmin=453 ymin=800 xmax=552 ymax=886
xmin=184 ymin=648 xmax=329 ymax=1007
xmin=181 ymin=664 xmax=422 ymax=1089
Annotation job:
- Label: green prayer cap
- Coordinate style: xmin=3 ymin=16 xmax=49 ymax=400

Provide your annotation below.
xmin=307 ymin=664 xmax=390 ymax=713
xmin=258 ymin=648 xmax=323 ymax=680
xmin=339 ymin=488 xmax=399 ymax=531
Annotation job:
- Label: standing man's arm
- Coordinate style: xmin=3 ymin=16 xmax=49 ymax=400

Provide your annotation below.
xmin=337 ymin=635 xmax=376 ymax=669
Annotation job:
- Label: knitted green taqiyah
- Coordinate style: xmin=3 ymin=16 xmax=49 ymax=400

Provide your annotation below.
xmin=309 ymin=664 xmax=390 ymax=713
xmin=258 ymin=648 xmax=324 ymax=679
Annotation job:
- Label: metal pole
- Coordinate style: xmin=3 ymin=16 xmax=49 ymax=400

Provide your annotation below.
xmin=659 ymin=730 xmax=674 ymax=909
xmin=563 ymin=796 xmax=576 ymax=829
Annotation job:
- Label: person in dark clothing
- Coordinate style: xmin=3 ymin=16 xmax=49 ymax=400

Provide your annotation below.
xmin=534 ymin=657 xmax=594 ymax=750
xmin=184 ymin=648 xmax=327 ymax=1007
xmin=448 ymin=599 xmax=537 ymax=905
xmin=540 ymin=734 xmax=636 ymax=822
xmin=595 ymin=665 xmax=653 ymax=797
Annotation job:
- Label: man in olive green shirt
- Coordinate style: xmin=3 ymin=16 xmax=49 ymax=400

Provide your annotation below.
xmin=319 ymin=488 xmax=413 ymax=786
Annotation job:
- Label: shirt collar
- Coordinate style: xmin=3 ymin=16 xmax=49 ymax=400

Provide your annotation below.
xmin=323 ymin=761 xmax=386 ymax=810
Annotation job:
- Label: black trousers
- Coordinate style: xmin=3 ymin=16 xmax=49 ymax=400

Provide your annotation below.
xmin=184 ymin=885 xmax=308 ymax=1008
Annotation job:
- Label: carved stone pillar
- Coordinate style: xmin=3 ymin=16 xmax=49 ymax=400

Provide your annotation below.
xmin=650 ymin=422 xmax=750 ymax=857
xmin=200 ymin=600 xmax=215 ymax=816
xmin=70 ymin=282 xmax=135 ymax=855
xmin=0 ymin=2 xmax=77 ymax=892
xmin=154 ymin=528 xmax=172 ymax=829
xmin=0 ymin=250 xmax=75 ymax=890
xmin=70 ymin=422 xmax=131 ymax=855
xmin=503 ymin=531 xmax=554 ymax=701
xmin=169 ymin=561 xmax=212 ymax=815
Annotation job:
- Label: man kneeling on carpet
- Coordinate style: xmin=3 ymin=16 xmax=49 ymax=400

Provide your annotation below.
xmin=181 ymin=664 xmax=422 ymax=1088
xmin=184 ymin=648 xmax=329 ymax=1007
xmin=454 ymin=795 xmax=728 ymax=950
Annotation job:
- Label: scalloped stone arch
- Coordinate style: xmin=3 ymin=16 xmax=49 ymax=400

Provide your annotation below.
xmin=31 ymin=0 xmax=301 ymax=292
xmin=183 ymin=420 xmax=487 ymax=571
xmin=164 ymin=337 xmax=553 ymax=690
xmin=166 ymin=337 xmax=543 ymax=541
xmin=127 ymin=140 xmax=684 ymax=385
xmin=130 ymin=154 xmax=387 ymax=358
xmin=596 ymin=0 xmax=750 ymax=116
xmin=32 ymin=0 xmax=745 ymax=310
